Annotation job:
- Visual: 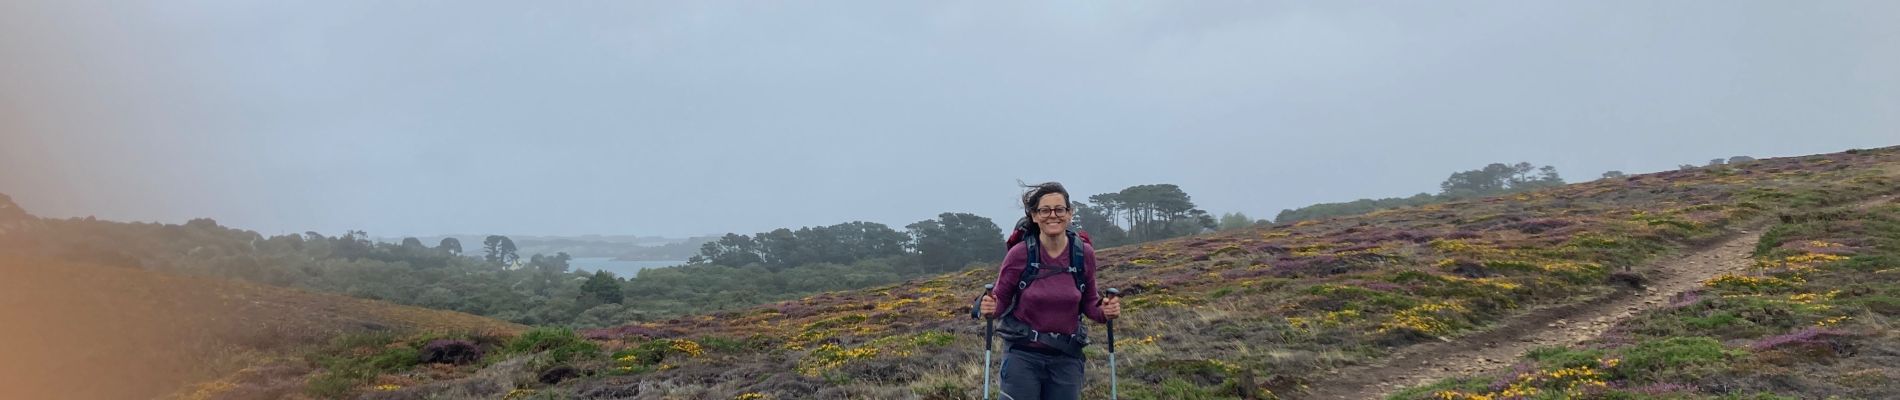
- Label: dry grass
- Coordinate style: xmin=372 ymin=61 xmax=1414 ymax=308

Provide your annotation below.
xmin=0 ymin=255 xmax=524 ymax=400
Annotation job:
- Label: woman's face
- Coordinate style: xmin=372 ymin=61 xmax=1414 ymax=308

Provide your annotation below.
xmin=1032 ymin=193 xmax=1071 ymax=236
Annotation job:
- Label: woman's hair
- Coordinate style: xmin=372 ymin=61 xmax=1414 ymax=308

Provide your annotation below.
xmin=1020 ymin=181 xmax=1071 ymax=217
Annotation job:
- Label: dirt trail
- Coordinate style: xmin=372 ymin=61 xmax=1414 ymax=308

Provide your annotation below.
xmin=1298 ymin=195 xmax=1896 ymax=400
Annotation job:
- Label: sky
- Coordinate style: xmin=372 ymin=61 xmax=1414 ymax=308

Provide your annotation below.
xmin=2 ymin=1 xmax=1896 ymax=238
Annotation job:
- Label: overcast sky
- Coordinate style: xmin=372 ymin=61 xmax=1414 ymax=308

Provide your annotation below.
xmin=2 ymin=1 xmax=1895 ymax=238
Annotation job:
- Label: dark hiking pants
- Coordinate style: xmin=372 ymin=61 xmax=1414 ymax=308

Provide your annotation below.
xmin=999 ymin=346 xmax=1085 ymax=400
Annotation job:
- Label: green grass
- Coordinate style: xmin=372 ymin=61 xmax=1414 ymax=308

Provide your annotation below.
xmin=506 ymin=327 xmax=601 ymax=364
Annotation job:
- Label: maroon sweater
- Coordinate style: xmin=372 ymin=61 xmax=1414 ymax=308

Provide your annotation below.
xmin=988 ymin=237 xmax=1108 ymax=335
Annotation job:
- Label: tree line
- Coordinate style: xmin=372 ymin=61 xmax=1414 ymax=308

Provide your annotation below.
xmin=0 ymin=183 xmax=1242 ymax=328
xmin=0 ymin=199 xmax=1017 ymax=327
xmin=1274 ymin=162 xmax=1566 ymax=223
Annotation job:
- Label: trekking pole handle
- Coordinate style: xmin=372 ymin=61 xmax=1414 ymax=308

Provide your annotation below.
xmin=971 ymin=284 xmax=994 ymax=320
xmin=1104 ymin=287 xmax=1120 ymax=354
xmin=980 ymin=284 xmax=996 ymax=351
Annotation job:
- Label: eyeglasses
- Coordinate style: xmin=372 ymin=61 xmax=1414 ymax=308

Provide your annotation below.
xmin=1034 ymin=206 xmax=1072 ymax=216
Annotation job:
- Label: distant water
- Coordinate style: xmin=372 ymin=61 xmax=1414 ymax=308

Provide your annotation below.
xmin=569 ymin=257 xmax=687 ymax=278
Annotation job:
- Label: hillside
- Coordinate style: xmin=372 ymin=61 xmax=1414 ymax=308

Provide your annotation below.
xmin=280 ymin=145 xmax=1900 ymax=400
xmin=0 ymin=254 xmax=525 ymax=400
xmin=1385 ymin=191 xmax=1900 ymax=399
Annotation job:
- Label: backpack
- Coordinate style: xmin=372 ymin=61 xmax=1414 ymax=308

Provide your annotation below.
xmin=992 ymin=228 xmax=1093 ymax=357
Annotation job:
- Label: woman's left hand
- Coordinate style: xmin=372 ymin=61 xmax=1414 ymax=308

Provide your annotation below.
xmin=1101 ymin=296 xmax=1121 ymax=320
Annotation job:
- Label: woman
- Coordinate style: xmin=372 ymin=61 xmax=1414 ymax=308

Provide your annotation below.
xmin=978 ymin=182 xmax=1122 ymax=400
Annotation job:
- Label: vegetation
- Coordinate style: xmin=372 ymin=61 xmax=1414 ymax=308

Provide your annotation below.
xmin=265 ymin=146 xmax=1886 ymax=399
xmin=0 ymin=197 xmax=1019 ymax=327
xmin=0 ymin=251 xmax=522 ymax=400
xmin=10 ymin=147 xmax=1893 ymax=399
xmin=1395 ymin=200 xmax=1900 ymax=399
xmin=1075 ymin=183 xmax=1219 ymax=247
xmin=1276 ymin=161 xmax=1566 ymax=224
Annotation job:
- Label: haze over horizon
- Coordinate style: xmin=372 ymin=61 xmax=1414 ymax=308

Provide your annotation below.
xmin=3 ymin=1 xmax=1896 ymax=238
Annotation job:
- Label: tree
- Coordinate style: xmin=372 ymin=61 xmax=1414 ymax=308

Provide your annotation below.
xmin=1118 ymin=184 xmax=1205 ymax=241
xmin=400 ymin=237 xmax=425 ymax=250
xmin=1073 ymin=203 xmax=1128 ymax=247
xmin=690 ymin=233 xmax=764 ymax=266
xmin=438 ymin=237 xmax=462 ymax=255
xmin=525 ymin=252 xmax=571 ymax=296
xmin=1218 ymin=212 xmax=1256 ymax=231
xmin=1078 ymin=184 xmax=1211 ymax=244
xmin=1088 ymin=193 xmax=1126 ymax=231
xmin=580 ymin=270 xmax=624 ymax=304
xmin=1601 ymin=171 xmax=1627 ymax=180
xmin=740 ymin=228 xmax=786 ymax=269
xmin=826 ymin=221 xmax=910 ymax=262
xmin=906 ymin=212 xmax=1002 ymax=272
xmin=333 ymin=230 xmax=374 ymax=260
xmin=1708 ymin=158 xmax=1726 ymax=167
xmin=1440 ymin=162 xmax=1564 ymax=198
xmin=1727 ymin=156 xmax=1756 ymax=164
xmin=483 ymin=235 xmax=518 ymax=266
xmin=1515 ymin=165 xmax=1564 ymax=190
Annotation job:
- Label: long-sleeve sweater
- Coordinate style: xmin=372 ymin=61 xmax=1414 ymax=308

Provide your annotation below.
xmin=988 ymin=237 xmax=1107 ymax=335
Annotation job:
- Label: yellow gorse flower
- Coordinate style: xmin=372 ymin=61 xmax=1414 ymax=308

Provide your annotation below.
xmin=671 ymin=339 xmax=705 ymax=358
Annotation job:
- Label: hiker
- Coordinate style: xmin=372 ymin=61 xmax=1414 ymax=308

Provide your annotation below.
xmin=978 ymin=182 xmax=1121 ymax=400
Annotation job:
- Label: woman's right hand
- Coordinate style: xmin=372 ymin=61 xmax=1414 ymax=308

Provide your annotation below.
xmin=978 ymin=294 xmax=998 ymax=318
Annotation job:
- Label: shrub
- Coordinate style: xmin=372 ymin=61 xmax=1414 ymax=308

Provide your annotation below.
xmin=421 ymin=339 xmax=484 ymax=365
xmin=1525 ymin=346 xmax=1606 ymax=370
xmin=507 ymin=327 xmax=601 ymax=363
xmin=1614 ymin=337 xmax=1735 ymax=383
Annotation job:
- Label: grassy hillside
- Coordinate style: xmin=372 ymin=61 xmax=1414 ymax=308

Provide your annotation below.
xmin=0 ymin=254 xmax=525 ymax=400
xmin=1391 ymin=199 xmax=1900 ymax=399
xmin=233 ymin=146 xmax=1900 ymax=399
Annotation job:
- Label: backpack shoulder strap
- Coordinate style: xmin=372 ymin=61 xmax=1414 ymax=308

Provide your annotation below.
xmin=1019 ymin=234 xmax=1045 ymax=290
xmin=999 ymin=236 xmax=1043 ymax=318
xmin=1066 ymin=230 xmax=1089 ymax=315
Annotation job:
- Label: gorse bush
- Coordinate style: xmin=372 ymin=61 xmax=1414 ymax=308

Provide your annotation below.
xmin=507 ymin=327 xmax=600 ymax=364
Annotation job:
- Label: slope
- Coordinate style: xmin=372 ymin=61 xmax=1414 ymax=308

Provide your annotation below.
xmin=326 ymin=145 xmax=1900 ymax=399
xmin=0 ymin=254 xmax=526 ymax=400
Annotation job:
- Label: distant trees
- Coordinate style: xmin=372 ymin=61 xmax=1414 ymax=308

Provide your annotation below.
xmin=580 ymin=270 xmax=623 ymax=304
xmin=1073 ymin=203 xmax=1128 ymax=246
xmin=1218 ymin=212 xmax=1257 ymax=231
xmin=1274 ymin=193 xmax=1439 ymax=223
xmin=438 ymin=238 xmax=462 ymax=255
xmin=1074 ymin=184 xmax=1215 ymax=246
xmin=1277 ymin=162 xmax=1569 ymax=224
xmin=1601 ymin=171 xmax=1627 ymax=180
xmin=690 ymin=221 xmax=910 ymax=270
xmin=1439 ymin=162 xmax=1564 ymax=198
xmin=906 ymin=212 xmax=1002 ymax=272
xmin=483 ymin=235 xmax=518 ymax=266
xmin=1706 ymin=155 xmax=1757 ymax=167
xmin=690 ymin=233 xmax=764 ymax=267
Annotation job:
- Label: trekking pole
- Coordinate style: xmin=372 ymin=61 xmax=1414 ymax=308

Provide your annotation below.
xmin=971 ymin=284 xmax=996 ymax=400
xmin=1105 ymin=287 xmax=1121 ymax=400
